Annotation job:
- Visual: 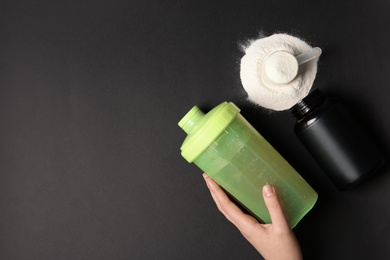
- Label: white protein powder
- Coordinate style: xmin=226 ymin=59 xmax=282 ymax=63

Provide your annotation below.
xmin=264 ymin=51 xmax=298 ymax=84
xmin=240 ymin=34 xmax=319 ymax=111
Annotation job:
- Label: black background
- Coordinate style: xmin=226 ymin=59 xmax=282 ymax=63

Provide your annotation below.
xmin=1 ymin=0 xmax=390 ymax=259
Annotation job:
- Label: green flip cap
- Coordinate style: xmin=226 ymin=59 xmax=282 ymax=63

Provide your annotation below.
xmin=178 ymin=101 xmax=240 ymax=162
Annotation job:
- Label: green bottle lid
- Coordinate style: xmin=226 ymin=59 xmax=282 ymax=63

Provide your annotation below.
xmin=179 ymin=101 xmax=240 ymax=162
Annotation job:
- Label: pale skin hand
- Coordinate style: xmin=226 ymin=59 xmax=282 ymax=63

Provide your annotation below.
xmin=203 ymin=173 xmax=302 ymax=260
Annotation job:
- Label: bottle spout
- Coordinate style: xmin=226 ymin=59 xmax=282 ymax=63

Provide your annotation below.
xmin=178 ymin=106 xmax=205 ymax=134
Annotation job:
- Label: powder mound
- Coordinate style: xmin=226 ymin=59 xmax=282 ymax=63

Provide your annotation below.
xmin=240 ymin=34 xmax=319 ymax=111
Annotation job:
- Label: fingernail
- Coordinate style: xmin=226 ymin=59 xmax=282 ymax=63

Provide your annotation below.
xmin=203 ymin=173 xmax=213 ymax=188
xmin=263 ymin=184 xmax=275 ymax=197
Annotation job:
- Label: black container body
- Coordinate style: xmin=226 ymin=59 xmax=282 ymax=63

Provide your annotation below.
xmin=291 ymin=90 xmax=384 ymax=190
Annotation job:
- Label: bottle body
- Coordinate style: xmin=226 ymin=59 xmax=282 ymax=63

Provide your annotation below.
xmin=291 ymin=89 xmax=384 ymax=190
xmin=179 ymin=102 xmax=318 ymax=228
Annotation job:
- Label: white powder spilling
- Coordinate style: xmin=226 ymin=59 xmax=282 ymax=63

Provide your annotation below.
xmin=240 ymin=34 xmax=320 ymax=111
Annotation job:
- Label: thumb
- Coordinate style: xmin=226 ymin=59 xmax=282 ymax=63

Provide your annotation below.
xmin=262 ymin=184 xmax=290 ymax=229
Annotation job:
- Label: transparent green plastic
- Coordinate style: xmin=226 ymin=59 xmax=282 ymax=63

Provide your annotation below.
xmin=179 ymin=102 xmax=318 ymax=228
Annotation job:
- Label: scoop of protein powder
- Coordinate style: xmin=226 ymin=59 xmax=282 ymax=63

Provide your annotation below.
xmin=262 ymin=47 xmax=322 ymax=85
xmin=240 ymin=34 xmax=322 ymax=111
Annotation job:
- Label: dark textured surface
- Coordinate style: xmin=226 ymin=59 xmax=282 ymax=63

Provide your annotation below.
xmin=1 ymin=0 xmax=390 ymax=259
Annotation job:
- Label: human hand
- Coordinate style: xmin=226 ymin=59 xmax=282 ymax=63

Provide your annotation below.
xmin=203 ymin=173 xmax=302 ymax=260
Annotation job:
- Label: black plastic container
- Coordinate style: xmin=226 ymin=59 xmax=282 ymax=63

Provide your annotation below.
xmin=290 ymin=89 xmax=384 ymax=190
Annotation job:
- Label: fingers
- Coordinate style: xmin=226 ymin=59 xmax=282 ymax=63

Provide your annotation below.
xmin=262 ymin=184 xmax=290 ymax=231
xmin=203 ymin=173 xmax=290 ymax=234
xmin=203 ymin=175 xmax=237 ymax=226
xmin=203 ymin=173 xmax=258 ymax=230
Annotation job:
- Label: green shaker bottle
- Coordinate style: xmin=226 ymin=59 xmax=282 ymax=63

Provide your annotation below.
xmin=179 ymin=101 xmax=317 ymax=228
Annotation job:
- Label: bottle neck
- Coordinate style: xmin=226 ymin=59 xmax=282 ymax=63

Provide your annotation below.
xmin=290 ymin=89 xmax=326 ymax=120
